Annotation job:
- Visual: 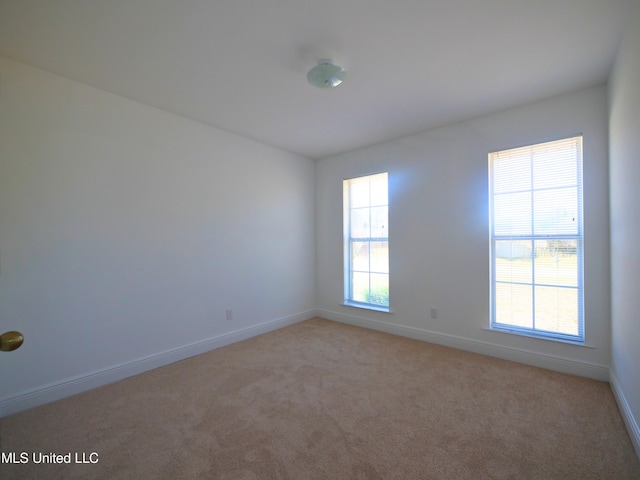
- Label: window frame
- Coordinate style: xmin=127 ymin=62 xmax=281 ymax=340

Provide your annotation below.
xmin=343 ymin=172 xmax=390 ymax=312
xmin=488 ymin=136 xmax=585 ymax=343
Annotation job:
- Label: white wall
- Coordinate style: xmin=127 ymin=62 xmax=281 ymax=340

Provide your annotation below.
xmin=609 ymin=3 xmax=640 ymax=456
xmin=317 ymin=86 xmax=611 ymax=380
xmin=0 ymin=57 xmax=316 ymax=415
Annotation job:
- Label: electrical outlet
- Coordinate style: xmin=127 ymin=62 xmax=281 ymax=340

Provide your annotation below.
xmin=226 ymin=309 xmax=233 ymax=321
xmin=430 ymin=308 xmax=438 ymax=320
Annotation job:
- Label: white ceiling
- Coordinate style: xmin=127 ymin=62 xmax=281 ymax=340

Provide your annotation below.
xmin=0 ymin=0 xmax=632 ymax=159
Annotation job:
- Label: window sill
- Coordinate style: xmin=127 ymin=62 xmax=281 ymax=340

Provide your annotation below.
xmin=342 ymin=302 xmax=393 ymax=314
xmin=482 ymin=327 xmax=594 ymax=348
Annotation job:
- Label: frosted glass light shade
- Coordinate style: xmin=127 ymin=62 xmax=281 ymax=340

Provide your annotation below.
xmin=307 ymin=61 xmax=346 ymax=88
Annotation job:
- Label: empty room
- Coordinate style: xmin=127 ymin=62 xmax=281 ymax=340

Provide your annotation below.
xmin=1 ymin=1 xmax=639 ymax=478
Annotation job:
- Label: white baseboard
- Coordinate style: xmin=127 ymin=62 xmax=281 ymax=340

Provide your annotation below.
xmin=609 ymin=369 xmax=640 ymax=460
xmin=318 ymin=308 xmax=610 ymax=381
xmin=0 ymin=310 xmax=316 ymax=418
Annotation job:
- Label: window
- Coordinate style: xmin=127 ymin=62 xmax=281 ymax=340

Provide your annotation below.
xmin=343 ymin=172 xmax=389 ymax=311
xmin=489 ymin=136 xmax=584 ymax=342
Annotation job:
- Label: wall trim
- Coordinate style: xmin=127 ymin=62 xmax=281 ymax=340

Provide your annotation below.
xmin=317 ymin=308 xmax=610 ymax=381
xmin=0 ymin=310 xmax=317 ymax=418
xmin=610 ymin=369 xmax=640 ymax=460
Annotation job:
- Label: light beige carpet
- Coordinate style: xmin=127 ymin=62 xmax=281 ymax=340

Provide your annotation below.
xmin=1 ymin=318 xmax=639 ymax=479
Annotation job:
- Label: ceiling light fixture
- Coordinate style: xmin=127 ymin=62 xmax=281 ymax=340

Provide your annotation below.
xmin=307 ymin=60 xmax=346 ymax=88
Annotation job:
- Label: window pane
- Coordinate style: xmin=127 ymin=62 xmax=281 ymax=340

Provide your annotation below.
xmin=533 ymin=187 xmax=578 ymax=235
xmin=350 ymin=180 xmax=370 ymax=208
xmin=351 ymin=242 xmax=369 ymax=272
xmin=495 ymin=241 xmax=532 ymax=283
xmin=493 ymin=192 xmax=531 ymax=235
xmin=351 ymin=272 xmax=370 ymax=303
xmin=350 ymin=208 xmax=370 ymax=238
xmin=369 ymin=273 xmax=389 ymax=306
xmin=534 ymin=286 xmax=579 ymax=336
xmin=370 ymin=175 xmax=388 ymax=206
xmin=492 ymin=152 xmax=531 ymax=193
xmin=370 ymin=206 xmax=388 ymax=239
xmin=495 ymin=283 xmax=532 ymax=328
xmin=533 ymin=240 xmax=578 ymax=287
xmin=370 ymin=241 xmax=388 ymax=273
xmin=533 ymin=148 xmax=578 ymax=190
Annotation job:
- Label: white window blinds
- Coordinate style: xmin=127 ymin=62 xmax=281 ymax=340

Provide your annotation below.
xmin=343 ymin=172 xmax=389 ymax=311
xmin=489 ymin=136 xmax=584 ymax=342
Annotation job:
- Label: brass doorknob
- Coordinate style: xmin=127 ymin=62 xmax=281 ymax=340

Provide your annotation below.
xmin=0 ymin=331 xmax=24 ymax=352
